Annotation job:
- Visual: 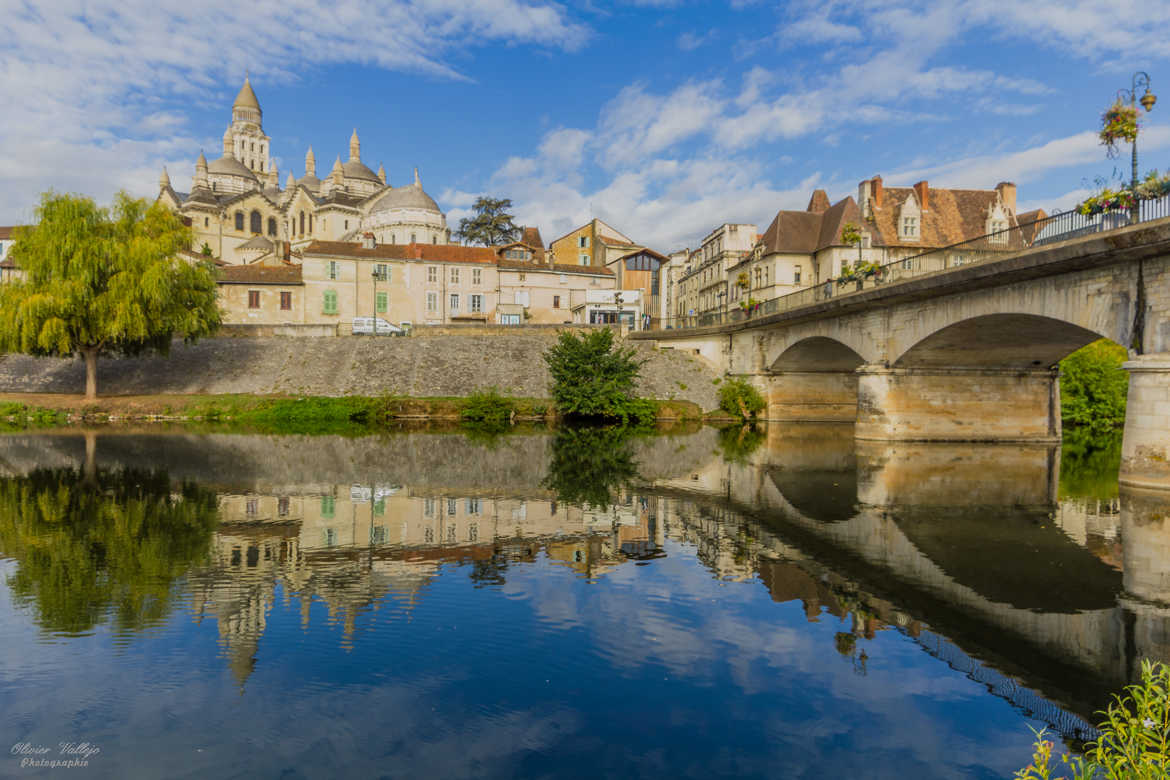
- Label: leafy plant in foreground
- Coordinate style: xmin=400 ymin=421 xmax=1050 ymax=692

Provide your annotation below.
xmin=1016 ymin=660 xmax=1170 ymax=779
xmin=718 ymin=377 xmax=766 ymax=420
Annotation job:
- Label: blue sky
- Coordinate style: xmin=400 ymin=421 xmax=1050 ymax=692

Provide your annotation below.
xmin=3 ymin=0 xmax=1170 ymax=250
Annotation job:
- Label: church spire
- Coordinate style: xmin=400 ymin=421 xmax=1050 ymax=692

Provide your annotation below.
xmin=285 ymin=171 xmax=296 ymax=189
xmin=331 ymin=156 xmax=344 ymax=189
xmin=232 ymin=76 xmax=262 ymax=124
xmin=349 ymin=128 xmax=360 ymax=163
xmin=413 ymin=167 xmax=420 ymax=186
xmin=159 ymin=166 xmax=170 ymax=190
xmin=305 ymin=146 xmax=316 ymax=177
xmin=194 ymin=152 xmax=208 ymax=189
xmin=223 ymin=127 xmax=233 ymax=157
xmin=377 ymin=163 xmax=386 ymax=185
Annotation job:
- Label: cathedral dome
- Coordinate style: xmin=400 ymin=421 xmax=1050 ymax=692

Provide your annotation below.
xmin=370 ymin=181 xmax=440 ymax=214
xmin=208 ymin=155 xmax=259 ymax=180
xmin=342 ymin=160 xmax=381 ymax=183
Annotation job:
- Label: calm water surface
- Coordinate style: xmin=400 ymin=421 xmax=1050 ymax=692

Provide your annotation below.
xmin=0 ymin=424 xmax=1165 ymax=779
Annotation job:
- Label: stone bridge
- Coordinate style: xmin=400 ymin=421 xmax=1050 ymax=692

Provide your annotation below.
xmin=634 ymin=219 xmax=1170 ymax=490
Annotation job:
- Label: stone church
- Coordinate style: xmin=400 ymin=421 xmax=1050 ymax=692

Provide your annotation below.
xmin=158 ymin=78 xmax=449 ymax=264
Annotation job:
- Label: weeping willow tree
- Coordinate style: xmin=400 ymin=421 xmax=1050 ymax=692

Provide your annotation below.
xmin=0 ymin=191 xmax=222 ymax=398
xmin=0 ymin=467 xmax=219 ymax=635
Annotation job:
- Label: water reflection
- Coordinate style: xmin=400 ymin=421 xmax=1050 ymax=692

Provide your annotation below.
xmin=1 ymin=426 xmax=1170 ymax=776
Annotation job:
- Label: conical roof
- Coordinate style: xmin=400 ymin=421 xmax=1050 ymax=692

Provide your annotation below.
xmin=234 ymin=77 xmax=261 ymax=111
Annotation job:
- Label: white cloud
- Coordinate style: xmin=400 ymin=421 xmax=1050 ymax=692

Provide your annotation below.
xmin=0 ymin=0 xmax=591 ymax=222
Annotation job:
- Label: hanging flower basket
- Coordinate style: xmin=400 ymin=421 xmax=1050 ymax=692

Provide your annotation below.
xmin=1100 ymin=101 xmax=1139 ymax=158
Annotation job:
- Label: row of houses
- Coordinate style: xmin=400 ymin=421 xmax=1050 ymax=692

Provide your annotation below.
xmin=0 ymin=175 xmax=1037 ymax=332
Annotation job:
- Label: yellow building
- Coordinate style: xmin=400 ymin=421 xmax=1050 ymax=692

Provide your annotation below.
xmin=549 ymin=218 xmax=636 ymax=268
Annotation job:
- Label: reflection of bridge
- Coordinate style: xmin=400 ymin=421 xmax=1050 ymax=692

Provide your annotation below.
xmin=651 ymin=423 xmax=1170 ymax=732
xmin=634 ymin=219 xmax=1170 ymax=489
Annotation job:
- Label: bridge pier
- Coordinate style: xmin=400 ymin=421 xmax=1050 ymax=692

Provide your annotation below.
xmin=763 ymin=371 xmax=858 ymax=422
xmin=1120 ymin=355 xmax=1170 ymax=490
xmin=854 ymin=365 xmax=1061 ymax=442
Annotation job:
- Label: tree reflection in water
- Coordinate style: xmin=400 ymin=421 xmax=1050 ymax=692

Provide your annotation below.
xmin=0 ymin=467 xmax=218 ymax=635
xmin=542 ymin=426 xmax=640 ymax=509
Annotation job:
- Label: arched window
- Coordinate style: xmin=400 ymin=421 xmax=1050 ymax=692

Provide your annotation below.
xmin=299 ymin=212 xmax=305 ymax=236
xmin=234 ymin=212 xmax=244 ymax=231
xmin=267 ymin=218 xmax=277 ymax=237
xmin=411 ymin=232 xmax=417 ymax=243
xmin=432 ymin=235 xmax=438 ymax=244
xmin=309 ymin=215 xmax=314 ymax=234
xmin=250 ymin=210 xmax=262 ymax=234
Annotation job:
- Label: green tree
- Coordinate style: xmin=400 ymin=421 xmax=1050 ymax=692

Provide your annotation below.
xmin=0 ymin=192 xmax=222 ymax=399
xmin=454 ymin=196 xmax=521 ymax=246
xmin=718 ymin=377 xmax=766 ymax=420
xmin=543 ymin=328 xmax=652 ymax=423
xmin=1059 ymin=339 xmax=1129 ymax=434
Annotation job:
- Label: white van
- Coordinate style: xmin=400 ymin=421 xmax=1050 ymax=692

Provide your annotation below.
xmin=352 ymin=317 xmax=405 ymax=336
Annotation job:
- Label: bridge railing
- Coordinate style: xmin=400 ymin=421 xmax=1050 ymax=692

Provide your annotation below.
xmin=649 ymin=195 xmax=1170 ymax=332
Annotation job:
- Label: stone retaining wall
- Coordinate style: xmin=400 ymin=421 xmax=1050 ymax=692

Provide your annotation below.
xmin=0 ymin=333 xmax=723 ymax=409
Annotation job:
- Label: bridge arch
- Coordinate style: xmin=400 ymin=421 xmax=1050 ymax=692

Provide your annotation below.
xmin=892 ymin=313 xmax=1109 ymax=369
xmin=772 ymin=337 xmax=867 ymax=373
xmin=764 ymin=337 xmax=869 ymax=423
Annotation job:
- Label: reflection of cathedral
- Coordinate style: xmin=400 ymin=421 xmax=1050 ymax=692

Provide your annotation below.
xmin=157 ymin=78 xmax=449 ymax=264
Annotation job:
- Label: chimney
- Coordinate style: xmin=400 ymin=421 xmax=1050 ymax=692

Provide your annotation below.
xmin=996 ymin=182 xmax=1017 ymax=214
xmin=913 ymin=180 xmax=929 ymax=211
xmin=872 ymin=175 xmax=883 ymax=208
xmin=858 ymin=178 xmax=872 ymax=218
xmin=362 ymin=232 xmax=376 ymax=250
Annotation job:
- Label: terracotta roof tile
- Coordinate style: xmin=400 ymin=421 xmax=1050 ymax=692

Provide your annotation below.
xmin=865 ymin=185 xmax=1016 ymax=249
xmin=305 ymin=241 xmax=499 ymax=265
xmin=0 ymin=226 xmax=23 ymax=240
xmin=218 ymin=264 xmax=303 ymax=285
xmin=806 ymin=189 xmax=831 ymax=213
xmin=497 ymin=259 xmax=613 ymax=276
xmin=520 ymin=226 xmax=544 ymax=248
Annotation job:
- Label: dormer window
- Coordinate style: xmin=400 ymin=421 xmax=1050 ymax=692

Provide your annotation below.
xmin=901 ymin=216 xmax=918 ymax=238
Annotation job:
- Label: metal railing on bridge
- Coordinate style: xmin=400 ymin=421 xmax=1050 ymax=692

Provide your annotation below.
xmin=647 ymin=195 xmax=1170 ymax=332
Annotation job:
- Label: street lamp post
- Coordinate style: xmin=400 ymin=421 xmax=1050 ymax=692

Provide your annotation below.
xmin=1117 ymin=71 xmax=1157 ymax=219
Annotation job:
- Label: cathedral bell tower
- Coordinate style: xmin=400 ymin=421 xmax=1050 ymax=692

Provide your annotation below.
xmin=226 ymin=76 xmax=273 ymax=175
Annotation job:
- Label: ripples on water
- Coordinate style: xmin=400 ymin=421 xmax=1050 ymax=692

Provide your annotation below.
xmin=0 ymin=425 xmax=1163 ymax=779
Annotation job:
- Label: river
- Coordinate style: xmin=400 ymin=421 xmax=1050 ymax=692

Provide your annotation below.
xmin=0 ymin=424 xmax=1163 ymax=778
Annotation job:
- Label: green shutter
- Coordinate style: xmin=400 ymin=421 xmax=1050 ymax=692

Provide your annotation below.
xmin=323 ymin=289 xmax=337 ymax=314
xmin=376 ymin=292 xmax=387 ymax=313
xmin=321 ymin=495 xmax=335 ymax=518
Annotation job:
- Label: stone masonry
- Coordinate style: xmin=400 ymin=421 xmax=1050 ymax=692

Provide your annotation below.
xmin=0 ymin=332 xmax=722 ymax=410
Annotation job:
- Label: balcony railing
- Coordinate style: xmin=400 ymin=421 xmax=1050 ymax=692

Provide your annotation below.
xmin=647 ymin=196 xmax=1170 ymax=332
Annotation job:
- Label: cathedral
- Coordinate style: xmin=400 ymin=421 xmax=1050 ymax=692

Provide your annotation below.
xmin=158 ymin=78 xmax=449 ymax=265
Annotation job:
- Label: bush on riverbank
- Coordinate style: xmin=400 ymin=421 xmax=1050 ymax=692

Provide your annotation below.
xmin=460 ymin=388 xmax=517 ymax=427
xmin=1016 ymin=659 xmax=1170 ymax=779
xmin=1060 ymin=339 xmax=1128 ymax=434
xmin=543 ymin=329 xmax=655 ymax=425
xmin=718 ymin=378 xmax=766 ymax=420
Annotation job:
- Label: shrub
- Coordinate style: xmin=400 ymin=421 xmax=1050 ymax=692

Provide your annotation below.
xmin=718 ymin=378 xmax=766 ymax=420
xmin=543 ymin=329 xmax=652 ymax=424
xmin=542 ymin=426 xmax=640 ymax=508
xmin=460 ymin=388 xmax=515 ymax=427
xmin=1060 ymin=339 xmax=1128 ymax=434
xmin=1016 ymin=660 xmax=1170 ymax=779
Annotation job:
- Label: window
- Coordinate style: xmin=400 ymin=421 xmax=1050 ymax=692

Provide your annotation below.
xmin=411 ymin=233 xmax=417 ymax=243
xmin=468 ymin=523 xmax=478 ymax=541
xmin=373 ymin=499 xmax=385 ymax=517
xmin=235 ymin=212 xmax=244 ymax=231
xmin=246 ymin=498 xmax=258 ymax=516
xmin=579 ymin=254 xmax=589 ymax=265
xmin=559 ymin=274 xmax=567 ymax=284
xmin=449 ymin=293 xmax=460 ymax=313
xmin=424 ymin=498 xmax=435 ymax=516
xmin=344 ymin=220 xmax=349 ymax=230
xmin=376 ymin=292 xmax=387 ymax=313
xmin=514 ymin=290 xmax=530 ymax=306
xmin=323 ymin=289 xmax=338 ymax=314
xmin=466 ymin=498 xmax=481 ymax=514
xmin=321 ymin=495 xmax=335 ymax=519
xmin=248 ymin=290 xmax=260 ymax=309
xmin=432 ymin=236 xmax=438 ymax=244
xmin=472 ymin=269 xmax=482 ymax=285
xmin=278 ymin=497 xmax=289 ymax=516
xmin=470 ymin=294 xmax=483 ymax=313
xmin=299 ymin=212 xmax=305 ymax=235
xmin=328 ymin=260 xmax=339 ymax=280
xmin=426 ymin=292 xmax=438 ymax=312
xmin=553 ymin=295 xmax=560 ymax=309
xmin=578 ymin=235 xmax=589 ymax=248
xmin=902 ymin=216 xmax=918 ymax=238
xmin=374 ymin=263 xmax=388 ymax=282
xmin=371 ymin=525 xmax=387 ymax=544
xmin=447 ymin=525 xmax=457 ymax=543
xmin=794 ymin=265 xmax=802 ymax=284
xmin=427 ymin=266 xmax=438 ymax=283
xmin=324 ymin=528 xmax=337 ymax=546
xmin=280 ymin=291 xmax=292 ymax=310
xmin=250 ymin=211 xmax=261 ymax=234
xmin=204 ymin=217 xmax=209 ymax=227
xmin=424 ymin=527 xmax=434 ymax=543
xmin=447 ymin=499 xmax=457 ymax=516
xmin=267 ymin=217 xmax=276 ymax=237
xmin=450 ymin=267 xmax=460 ymax=284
